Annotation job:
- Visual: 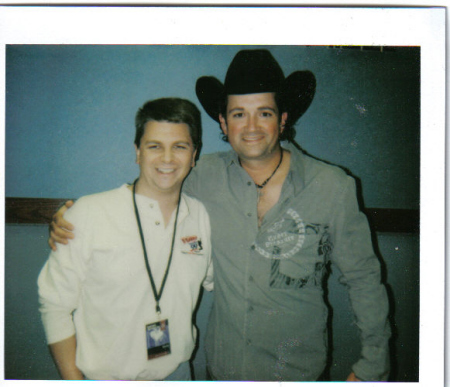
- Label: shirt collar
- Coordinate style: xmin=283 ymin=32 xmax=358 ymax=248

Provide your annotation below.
xmin=224 ymin=142 xmax=306 ymax=195
xmin=282 ymin=142 xmax=305 ymax=196
xmin=126 ymin=184 xmax=190 ymax=224
xmin=227 ymin=149 xmax=240 ymax=167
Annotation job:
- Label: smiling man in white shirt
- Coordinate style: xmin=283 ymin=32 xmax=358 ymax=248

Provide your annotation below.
xmin=38 ymin=97 xmax=213 ymax=381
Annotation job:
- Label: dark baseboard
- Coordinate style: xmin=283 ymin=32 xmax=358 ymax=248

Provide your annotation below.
xmin=5 ymin=197 xmax=419 ymax=234
xmin=364 ymin=208 xmax=419 ymax=234
xmin=5 ymin=197 xmax=73 ymax=225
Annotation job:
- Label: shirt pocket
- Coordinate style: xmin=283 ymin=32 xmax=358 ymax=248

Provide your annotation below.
xmin=270 ymin=223 xmax=332 ymax=289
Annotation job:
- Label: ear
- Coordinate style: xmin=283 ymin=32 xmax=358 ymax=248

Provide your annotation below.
xmin=191 ymin=149 xmax=198 ymax=168
xmin=219 ymin=114 xmax=228 ymax=136
xmin=280 ymin=112 xmax=288 ymax=134
xmin=135 ymin=144 xmax=140 ymax=164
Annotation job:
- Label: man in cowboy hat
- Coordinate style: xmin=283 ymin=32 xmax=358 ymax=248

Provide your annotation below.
xmin=48 ymin=49 xmax=390 ymax=382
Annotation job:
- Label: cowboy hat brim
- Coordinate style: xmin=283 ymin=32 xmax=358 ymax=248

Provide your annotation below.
xmin=280 ymin=70 xmax=316 ymax=126
xmin=196 ymin=70 xmax=316 ymax=124
xmin=195 ymin=76 xmax=224 ymax=123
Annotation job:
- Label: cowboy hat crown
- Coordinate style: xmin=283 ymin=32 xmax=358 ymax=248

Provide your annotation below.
xmin=196 ymin=49 xmax=316 ymax=127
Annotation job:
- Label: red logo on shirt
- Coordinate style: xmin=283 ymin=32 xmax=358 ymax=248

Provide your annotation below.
xmin=181 ymin=236 xmax=203 ymax=255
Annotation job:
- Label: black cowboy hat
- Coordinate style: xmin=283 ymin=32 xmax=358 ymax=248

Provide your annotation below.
xmin=195 ymin=49 xmax=316 ymax=126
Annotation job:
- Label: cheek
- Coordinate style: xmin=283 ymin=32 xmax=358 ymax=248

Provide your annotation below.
xmin=178 ymin=153 xmax=196 ymax=169
xmin=140 ymin=153 xmax=158 ymax=166
xmin=269 ymin=123 xmax=281 ymax=136
xmin=225 ymin=126 xmax=240 ymax=142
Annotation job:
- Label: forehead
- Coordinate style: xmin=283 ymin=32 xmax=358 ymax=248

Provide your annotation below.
xmin=142 ymin=120 xmax=192 ymax=142
xmin=227 ymin=92 xmax=278 ymax=110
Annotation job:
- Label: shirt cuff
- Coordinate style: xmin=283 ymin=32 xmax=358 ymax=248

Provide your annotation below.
xmin=41 ymin=312 xmax=76 ymax=345
xmin=352 ymin=345 xmax=390 ymax=381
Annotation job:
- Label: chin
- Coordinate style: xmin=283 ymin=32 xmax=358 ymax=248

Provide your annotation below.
xmin=157 ymin=185 xmax=181 ymax=194
xmin=241 ymin=148 xmax=271 ymax=159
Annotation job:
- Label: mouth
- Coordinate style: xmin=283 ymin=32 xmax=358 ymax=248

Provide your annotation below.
xmin=156 ymin=167 xmax=176 ymax=174
xmin=242 ymin=135 xmax=264 ymax=143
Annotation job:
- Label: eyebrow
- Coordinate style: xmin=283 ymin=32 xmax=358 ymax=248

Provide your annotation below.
xmin=143 ymin=140 xmax=192 ymax=146
xmin=228 ymin=106 xmax=277 ymax=114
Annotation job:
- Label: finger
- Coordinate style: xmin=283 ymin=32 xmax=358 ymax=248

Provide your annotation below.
xmin=52 ymin=209 xmax=75 ymax=232
xmin=50 ymin=229 xmax=71 ymax=245
xmin=53 ymin=201 xmax=75 ymax=230
xmin=50 ymin=220 xmax=74 ymax=238
xmin=48 ymin=237 xmax=57 ymax=251
xmin=54 ymin=227 xmax=74 ymax=240
xmin=53 ymin=211 xmax=75 ymax=231
xmin=57 ymin=218 xmax=75 ymax=232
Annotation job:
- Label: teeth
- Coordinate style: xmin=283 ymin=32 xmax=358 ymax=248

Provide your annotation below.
xmin=157 ymin=168 xmax=175 ymax=173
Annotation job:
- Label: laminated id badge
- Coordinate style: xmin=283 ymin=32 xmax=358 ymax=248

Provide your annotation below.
xmin=146 ymin=319 xmax=171 ymax=360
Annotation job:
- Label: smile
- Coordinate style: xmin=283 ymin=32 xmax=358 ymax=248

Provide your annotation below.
xmin=157 ymin=168 xmax=176 ymax=174
xmin=242 ymin=135 xmax=264 ymax=142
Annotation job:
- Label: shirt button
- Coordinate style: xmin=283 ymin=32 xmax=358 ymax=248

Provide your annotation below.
xmin=249 ymin=276 xmax=254 ymax=282
xmin=247 ymin=213 xmax=252 ymax=217
xmin=246 ymin=339 xmax=252 ymax=345
xmin=155 ymin=221 xmax=160 ymax=226
xmin=247 ymin=181 xmax=252 ymax=186
xmin=149 ymin=203 xmax=154 ymax=208
xmin=248 ymin=305 xmax=254 ymax=312
xmin=251 ymin=245 xmax=255 ymax=250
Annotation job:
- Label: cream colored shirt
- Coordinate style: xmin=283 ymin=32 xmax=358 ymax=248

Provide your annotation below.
xmin=38 ymin=184 xmax=213 ymax=380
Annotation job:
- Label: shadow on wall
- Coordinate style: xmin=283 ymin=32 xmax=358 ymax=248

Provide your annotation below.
xmin=300 ymin=143 xmax=420 ymax=382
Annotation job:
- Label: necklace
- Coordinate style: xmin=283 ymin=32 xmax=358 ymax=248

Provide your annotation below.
xmin=254 ymin=149 xmax=284 ymax=189
xmin=132 ymin=178 xmax=180 ymax=315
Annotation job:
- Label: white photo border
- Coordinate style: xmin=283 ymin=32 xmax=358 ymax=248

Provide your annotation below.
xmin=0 ymin=5 xmax=445 ymax=387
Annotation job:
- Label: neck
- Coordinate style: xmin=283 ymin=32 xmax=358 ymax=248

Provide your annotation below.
xmin=134 ymin=179 xmax=180 ymax=213
xmin=239 ymin=146 xmax=283 ymax=176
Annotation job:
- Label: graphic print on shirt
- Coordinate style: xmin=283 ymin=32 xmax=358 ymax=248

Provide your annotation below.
xmin=181 ymin=235 xmax=204 ymax=255
xmin=254 ymin=208 xmax=333 ymax=289
xmin=255 ymin=208 xmax=306 ymax=260
xmin=269 ymin=223 xmax=332 ymax=289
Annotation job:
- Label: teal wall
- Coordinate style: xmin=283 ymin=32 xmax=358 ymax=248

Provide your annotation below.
xmin=5 ymin=45 xmax=420 ymax=381
xmin=6 ymin=45 xmax=419 ymax=208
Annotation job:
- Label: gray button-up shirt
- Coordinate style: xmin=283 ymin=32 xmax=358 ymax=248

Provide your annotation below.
xmin=183 ymin=142 xmax=390 ymax=381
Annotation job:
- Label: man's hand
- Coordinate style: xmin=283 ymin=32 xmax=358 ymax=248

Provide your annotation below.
xmin=48 ymin=200 xmax=75 ymax=251
xmin=346 ymin=372 xmax=361 ymax=381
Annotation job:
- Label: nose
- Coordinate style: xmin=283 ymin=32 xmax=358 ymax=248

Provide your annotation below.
xmin=246 ymin=114 xmax=258 ymax=132
xmin=162 ymin=147 xmax=174 ymax=163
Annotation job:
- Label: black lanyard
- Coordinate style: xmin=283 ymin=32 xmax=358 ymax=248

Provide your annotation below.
xmin=132 ymin=178 xmax=181 ymax=315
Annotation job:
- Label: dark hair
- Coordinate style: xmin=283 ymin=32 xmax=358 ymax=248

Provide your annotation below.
xmin=135 ymin=98 xmax=202 ymax=156
xmin=218 ymin=93 xmax=296 ymax=143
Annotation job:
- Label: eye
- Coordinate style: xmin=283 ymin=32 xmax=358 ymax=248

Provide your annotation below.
xmin=261 ymin=111 xmax=273 ymax=117
xmin=174 ymin=144 xmax=189 ymax=150
xmin=147 ymin=145 xmax=159 ymax=150
xmin=230 ymin=112 xmax=244 ymax=119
